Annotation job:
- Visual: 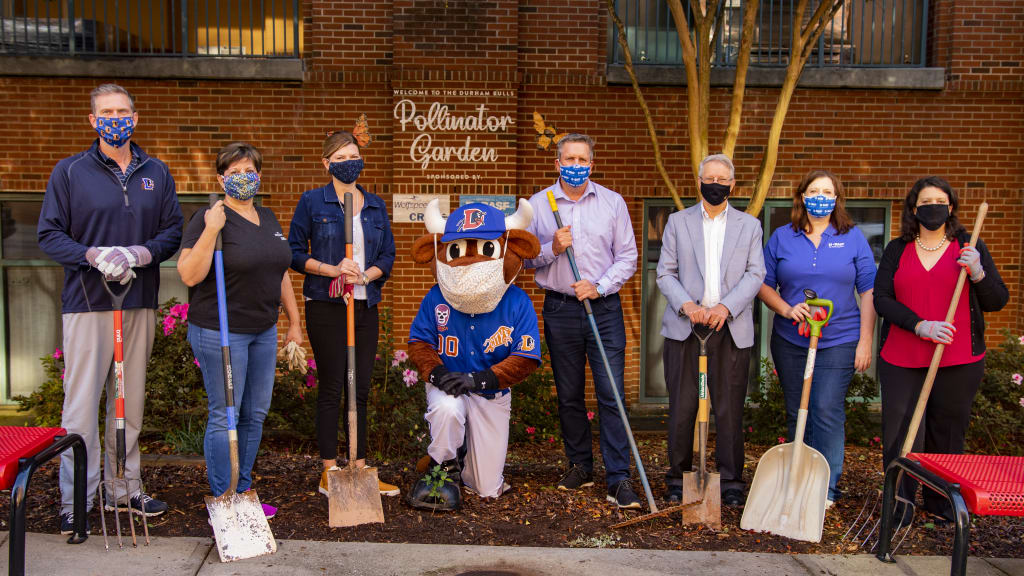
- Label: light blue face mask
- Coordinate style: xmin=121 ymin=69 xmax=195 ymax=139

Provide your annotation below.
xmin=559 ymin=164 xmax=590 ymax=188
xmin=803 ymin=195 xmax=836 ymax=218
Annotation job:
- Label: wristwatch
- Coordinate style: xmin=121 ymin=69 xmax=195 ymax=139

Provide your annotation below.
xmin=361 ymin=272 xmax=370 ymax=286
xmin=596 ymin=284 xmax=606 ymax=297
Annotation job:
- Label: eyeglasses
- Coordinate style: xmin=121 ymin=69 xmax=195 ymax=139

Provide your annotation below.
xmin=700 ymin=176 xmax=734 ymax=185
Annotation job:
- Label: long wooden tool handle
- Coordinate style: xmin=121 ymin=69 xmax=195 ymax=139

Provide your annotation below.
xmin=344 ymin=192 xmax=358 ymax=466
xmin=899 ymin=201 xmax=988 ymax=457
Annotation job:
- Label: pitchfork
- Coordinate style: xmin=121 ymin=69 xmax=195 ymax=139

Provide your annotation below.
xmin=96 ymin=279 xmax=150 ymax=550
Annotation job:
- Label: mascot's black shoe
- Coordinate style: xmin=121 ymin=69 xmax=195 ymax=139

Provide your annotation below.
xmin=406 ymin=458 xmax=462 ymax=511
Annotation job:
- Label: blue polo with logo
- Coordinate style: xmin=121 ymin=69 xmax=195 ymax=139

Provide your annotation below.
xmin=409 ymin=285 xmax=541 ymax=390
xmin=763 ymin=223 xmax=876 ymax=348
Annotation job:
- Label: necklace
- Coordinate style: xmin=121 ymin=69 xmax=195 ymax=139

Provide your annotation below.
xmin=915 ymin=234 xmax=947 ymax=252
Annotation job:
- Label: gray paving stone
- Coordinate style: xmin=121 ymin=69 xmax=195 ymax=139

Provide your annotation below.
xmin=0 ymin=532 xmax=211 ymax=576
xmin=196 ymin=541 xmax=805 ymax=576
xmin=986 ymin=558 xmax=1024 ymax=576
xmin=796 ymin=553 xmax=910 ymax=576
xmin=897 ymin=555 xmax=1008 ymax=576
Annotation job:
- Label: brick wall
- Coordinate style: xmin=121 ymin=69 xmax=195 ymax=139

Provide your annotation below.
xmin=1 ymin=0 xmax=1021 ymax=407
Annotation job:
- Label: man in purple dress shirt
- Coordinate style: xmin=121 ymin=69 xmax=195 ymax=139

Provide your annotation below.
xmin=525 ymin=134 xmax=641 ymax=509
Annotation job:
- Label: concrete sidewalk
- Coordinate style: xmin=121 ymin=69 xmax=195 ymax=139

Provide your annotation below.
xmin=1 ymin=531 xmax=1022 ymax=576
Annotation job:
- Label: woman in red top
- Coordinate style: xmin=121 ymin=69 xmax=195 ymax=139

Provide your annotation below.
xmin=874 ymin=176 xmax=1008 ymax=522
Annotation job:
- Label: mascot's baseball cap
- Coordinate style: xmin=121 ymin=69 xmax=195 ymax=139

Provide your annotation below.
xmin=441 ymin=203 xmax=506 ymax=242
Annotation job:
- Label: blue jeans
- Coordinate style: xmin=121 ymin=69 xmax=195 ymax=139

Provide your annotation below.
xmin=770 ymin=332 xmax=856 ymax=501
xmin=543 ymin=291 xmax=630 ymax=487
xmin=188 ymin=324 xmax=277 ymax=496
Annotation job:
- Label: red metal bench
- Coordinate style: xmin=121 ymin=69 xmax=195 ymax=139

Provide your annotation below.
xmin=876 ymin=453 xmax=1024 ymax=576
xmin=1 ymin=426 xmax=87 ymax=576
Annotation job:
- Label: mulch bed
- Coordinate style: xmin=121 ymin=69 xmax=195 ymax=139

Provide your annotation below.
xmin=3 ymin=433 xmax=1022 ymax=558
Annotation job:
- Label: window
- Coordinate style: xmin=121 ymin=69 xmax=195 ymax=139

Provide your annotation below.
xmin=0 ymin=0 xmax=301 ymax=57
xmin=638 ymin=197 xmax=889 ymax=404
xmin=610 ymin=0 xmax=928 ymax=68
xmin=0 ymin=195 xmax=206 ymax=404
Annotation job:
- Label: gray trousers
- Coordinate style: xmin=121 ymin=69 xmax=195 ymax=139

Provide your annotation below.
xmin=59 ymin=309 xmax=154 ymax=514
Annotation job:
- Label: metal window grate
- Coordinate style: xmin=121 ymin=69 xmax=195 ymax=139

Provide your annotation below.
xmin=0 ymin=0 xmax=301 ymax=57
xmin=610 ymin=0 xmax=928 ymax=68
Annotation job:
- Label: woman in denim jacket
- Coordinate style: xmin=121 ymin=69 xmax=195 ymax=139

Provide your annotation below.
xmin=288 ymin=131 xmax=398 ymax=497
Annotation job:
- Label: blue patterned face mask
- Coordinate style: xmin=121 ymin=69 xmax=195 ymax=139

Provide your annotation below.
xmin=804 ymin=195 xmax=836 ymax=218
xmin=223 ymin=172 xmax=260 ymax=200
xmin=559 ymin=164 xmax=590 ymax=188
xmin=95 ymin=116 xmax=134 ymax=147
xmin=329 ymin=159 xmax=364 ymax=184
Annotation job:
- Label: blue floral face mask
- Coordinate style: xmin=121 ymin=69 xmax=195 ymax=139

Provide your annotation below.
xmin=95 ymin=116 xmax=134 ymax=147
xmin=559 ymin=164 xmax=590 ymax=188
xmin=804 ymin=195 xmax=836 ymax=218
xmin=223 ymin=172 xmax=260 ymax=200
xmin=329 ymin=159 xmax=364 ymax=184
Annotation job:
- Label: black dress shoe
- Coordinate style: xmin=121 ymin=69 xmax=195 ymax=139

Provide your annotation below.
xmin=722 ymin=488 xmax=744 ymax=507
xmin=666 ymin=486 xmax=682 ymax=503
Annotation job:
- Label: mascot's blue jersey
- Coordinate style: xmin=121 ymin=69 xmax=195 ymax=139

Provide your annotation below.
xmin=409 ymin=284 xmax=541 ymax=383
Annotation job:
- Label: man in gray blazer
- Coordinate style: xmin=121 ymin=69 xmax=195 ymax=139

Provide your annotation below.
xmin=656 ymin=154 xmax=766 ymax=507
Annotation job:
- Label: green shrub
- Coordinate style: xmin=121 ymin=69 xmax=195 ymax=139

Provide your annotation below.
xmin=509 ymin=340 xmax=560 ymax=445
xmin=967 ymin=331 xmax=1024 ymax=456
xmin=163 ymin=415 xmax=206 ymax=455
xmin=13 ymin=349 xmax=66 ymax=427
xmin=744 ymin=356 xmax=880 ymax=446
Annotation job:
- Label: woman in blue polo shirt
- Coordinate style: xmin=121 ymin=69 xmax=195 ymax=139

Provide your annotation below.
xmin=288 ymin=131 xmax=398 ymax=497
xmin=757 ymin=169 xmax=876 ymax=505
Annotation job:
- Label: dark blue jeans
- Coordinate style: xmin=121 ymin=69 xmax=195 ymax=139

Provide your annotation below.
xmin=543 ymin=291 xmax=629 ymax=487
xmin=189 ymin=324 xmax=277 ymax=496
xmin=770 ymin=332 xmax=856 ymax=501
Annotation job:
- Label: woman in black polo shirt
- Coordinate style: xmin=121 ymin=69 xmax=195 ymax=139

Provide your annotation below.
xmin=178 ymin=142 xmax=302 ymax=519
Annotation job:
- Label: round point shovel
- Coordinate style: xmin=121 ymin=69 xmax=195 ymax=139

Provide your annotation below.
xmin=203 ymin=193 xmax=278 ymax=562
xmin=679 ymin=322 xmax=721 ymax=529
xmin=740 ymin=289 xmax=833 ymax=543
xmin=327 ymin=190 xmax=385 ymax=528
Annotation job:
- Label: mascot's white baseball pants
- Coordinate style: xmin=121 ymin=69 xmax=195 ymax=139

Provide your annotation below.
xmin=424 ymin=383 xmax=511 ymax=498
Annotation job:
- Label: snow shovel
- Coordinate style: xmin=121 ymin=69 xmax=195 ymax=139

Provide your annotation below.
xmin=545 ymin=190 xmax=658 ymax=515
xmin=204 ymin=193 xmax=278 ymax=562
xmin=680 ymin=322 xmax=721 ymax=529
xmin=328 ymin=190 xmax=385 ymax=528
xmin=741 ymin=289 xmax=833 ymax=542
xmin=96 ymin=277 xmax=150 ymax=550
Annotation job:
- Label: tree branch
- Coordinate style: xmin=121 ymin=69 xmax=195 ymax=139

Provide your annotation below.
xmin=722 ymin=0 xmax=759 ymax=158
xmin=608 ymin=0 xmax=685 ymax=210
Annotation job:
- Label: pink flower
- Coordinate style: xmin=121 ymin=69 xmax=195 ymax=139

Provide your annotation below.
xmin=391 ymin=359 xmax=400 ymax=367
xmin=777 ymin=436 xmax=786 ymax=444
xmin=162 ymin=315 xmax=176 ymax=336
xmin=53 ymin=348 xmax=63 ymax=359
xmin=747 ymin=426 xmax=754 ymax=433
xmin=526 ymin=426 xmax=536 ymax=435
xmin=307 ymin=358 xmax=317 ymax=371
xmin=394 ymin=349 xmax=408 ymax=363
xmin=403 ymin=368 xmax=418 ymax=387
xmin=586 ymin=411 xmax=595 ymax=421
xmin=1012 ymin=373 xmax=1023 ymax=386
xmin=61 ymin=369 xmax=65 ymax=380
xmin=772 ymin=368 xmax=778 ymax=376
xmin=873 ymin=436 xmax=881 ymax=443
xmin=1019 ymin=397 xmax=1024 ymax=408
xmin=193 ymin=358 xmax=200 ymax=367
xmin=1019 ymin=335 xmax=1024 ymax=345
xmin=548 ymin=437 xmax=555 ymax=443
xmin=375 ymin=354 xmax=382 ymax=361
xmin=305 ymin=373 xmax=316 ymax=388
xmin=170 ymin=303 xmax=189 ymax=321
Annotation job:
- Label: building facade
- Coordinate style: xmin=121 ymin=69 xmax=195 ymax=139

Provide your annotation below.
xmin=1 ymin=0 xmax=1021 ymax=410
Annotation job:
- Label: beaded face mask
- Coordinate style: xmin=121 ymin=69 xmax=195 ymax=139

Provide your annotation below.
xmin=223 ymin=172 xmax=260 ymax=200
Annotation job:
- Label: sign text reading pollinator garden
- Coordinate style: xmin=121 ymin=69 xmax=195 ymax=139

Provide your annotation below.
xmin=394 ymin=98 xmax=516 ymax=170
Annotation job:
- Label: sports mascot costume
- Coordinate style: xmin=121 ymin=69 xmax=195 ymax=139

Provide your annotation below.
xmin=406 ymin=199 xmax=541 ymax=510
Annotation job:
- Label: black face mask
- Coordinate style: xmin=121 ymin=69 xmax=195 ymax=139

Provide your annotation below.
xmin=915 ymin=204 xmax=950 ymax=231
xmin=700 ymin=182 xmax=731 ymax=207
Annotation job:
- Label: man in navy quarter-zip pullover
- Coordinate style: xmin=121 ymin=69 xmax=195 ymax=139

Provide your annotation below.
xmin=38 ymin=84 xmax=183 ymax=535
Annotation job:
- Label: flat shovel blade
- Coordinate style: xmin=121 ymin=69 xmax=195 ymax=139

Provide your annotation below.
xmin=680 ymin=471 xmax=721 ymax=529
xmin=328 ymin=465 xmax=385 ymax=527
xmin=740 ymin=442 xmax=830 ymax=542
xmin=205 ymin=491 xmax=277 ymax=563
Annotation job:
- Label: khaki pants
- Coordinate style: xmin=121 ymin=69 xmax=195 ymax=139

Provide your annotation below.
xmin=59 ymin=309 xmax=154 ymax=514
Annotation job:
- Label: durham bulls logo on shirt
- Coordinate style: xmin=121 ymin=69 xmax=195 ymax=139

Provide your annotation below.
xmin=456 ymin=208 xmax=486 ymax=233
xmin=141 ymin=177 xmax=155 ymax=190
xmin=484 ymin=326 xmax=513 ymax=353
